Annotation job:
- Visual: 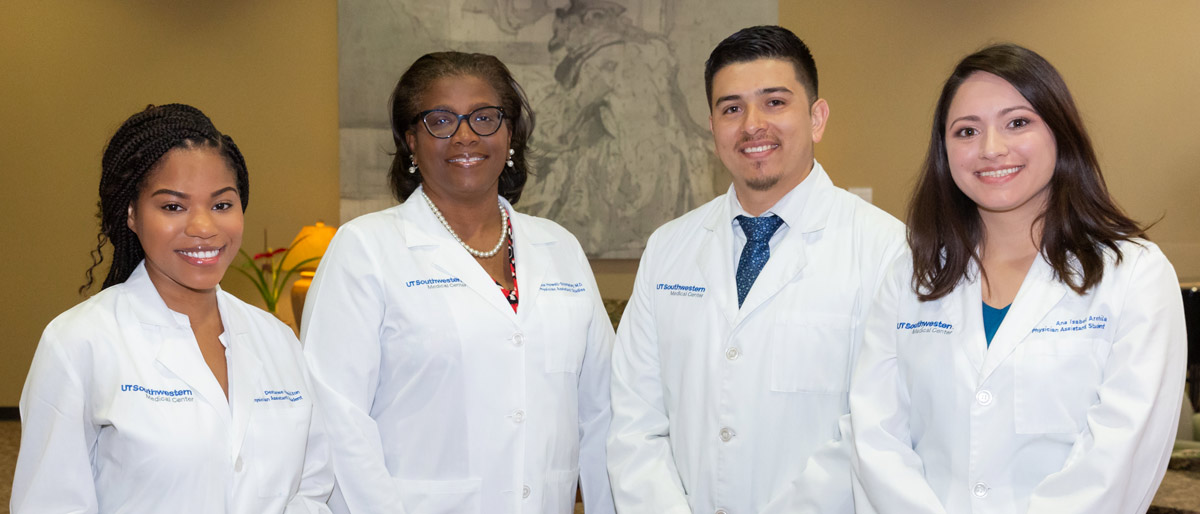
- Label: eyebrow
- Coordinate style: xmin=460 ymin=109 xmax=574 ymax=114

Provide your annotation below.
xmin=714 ymin=86 xmax=795 ymax=106
xmin=948 ymin=105 xmax=1036 ymax=126
xmin=149 ymin=186 xmax=238 ymax=199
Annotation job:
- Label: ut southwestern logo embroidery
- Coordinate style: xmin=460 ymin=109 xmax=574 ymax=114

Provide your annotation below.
xmin=1032 ymin=315 xmax=1108 ymax=334
xmin=405 ymin=277 xmax=466 ymax=289
xmin=656 ymin=283 xmax=706 ymax=298
xmin=540 ymin=281 xmax=586 ymax=293
xmin=896 ymin=320 xmax=954 ymax=335
xmin=121 ymin=384 xmax=195 ymax=403
xmin=255 ymin=389 xmax=304 ymax=403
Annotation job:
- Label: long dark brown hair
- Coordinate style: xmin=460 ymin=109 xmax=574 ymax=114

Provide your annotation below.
xmin=908 ymin=43 xmax=1144 ymax=301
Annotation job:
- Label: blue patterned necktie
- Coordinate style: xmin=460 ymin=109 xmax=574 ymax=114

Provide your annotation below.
xmin=735 ymin=214 xmax=784 ymax=308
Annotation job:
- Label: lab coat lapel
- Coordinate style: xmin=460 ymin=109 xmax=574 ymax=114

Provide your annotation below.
xmin=697 ymin=202 xmax=738 ymax=325
xmin=978 ymin=256 xmax=1068 ymax=381
xmin=510 ymin=210 xmax=554 ymax=319
xmin=736 ymin=231 xmax=805 ymax=323
xmin=736 ymin=172 xmax=832 ymax=322
xmin=153 ymin=326 xmax=230 ymax=416
xmin=403 ymin=191 xmax=518 ymax=322
xmin=951 ymin=277 xmax=988 ymax=376
xmin=124 ymin=264 xmax=229 ymax=416
xmin=220 ymin=293 xmax=263 ymax=461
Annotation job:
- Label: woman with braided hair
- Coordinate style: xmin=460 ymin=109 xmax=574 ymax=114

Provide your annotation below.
xmin=12 ymin=104 xmax=333 ymax=514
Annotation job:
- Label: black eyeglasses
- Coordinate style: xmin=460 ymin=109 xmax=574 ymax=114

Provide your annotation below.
xmin=411 ymin=106 xmax=505 ymax=139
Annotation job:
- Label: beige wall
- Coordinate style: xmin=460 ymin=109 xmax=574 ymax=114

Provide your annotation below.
xmin=0 ymin=2 xmax=339 ymax=405
xmin=2 ymin=2 xmax=1198 ymax=405
xmin=779 ymin=0 xmax=1200 ymax=283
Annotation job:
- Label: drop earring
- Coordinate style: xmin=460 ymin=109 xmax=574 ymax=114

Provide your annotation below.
xmin=408 ymin=157 xmax=418 ymax=174
xmin=506 ymin=148 xmax=515 ymax=168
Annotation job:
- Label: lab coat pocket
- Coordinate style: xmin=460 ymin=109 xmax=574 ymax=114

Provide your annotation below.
xmin=541 ymin=468 xmax=580 ymax=513
xmin=771 ymin=314 xmax=853 ymax=393
xmin=1014 ymin=338 xmax=1105 ymax=434
xmin=250 ymin=405 xmax=310 ymax=497
xmin=539 ymin=297 xmax=590 ymax=374
xmin=395 ymin=477 xmax=483 ymax=514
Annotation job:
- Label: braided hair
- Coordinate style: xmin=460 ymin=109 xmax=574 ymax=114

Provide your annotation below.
xmin=81 ymin=104 xmax=250 ymax=294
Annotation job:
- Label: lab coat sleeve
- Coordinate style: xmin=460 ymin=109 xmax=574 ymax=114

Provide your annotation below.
xmin=848 ymin=259 xmax=949 ymax=514
xmin=576 ymin=250 xmax=617 ymax=514
xmin=301 ymin=225 xmax=407 ymax=514
xmin=11 ymin=329 xmax=101 ymax=514
xmin=1024 ymin=246 xmax=1186 ymax=513
xmin=763 ymin=220 xmax=907 ymax=514
xmin=286 ymin=349 xmax=335 ymax=514
xmin=606 ymin=238 xmax=692 ymax=514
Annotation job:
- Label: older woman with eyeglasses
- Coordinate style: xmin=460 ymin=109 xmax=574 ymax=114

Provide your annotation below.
xmin=301 ymin=52 xmax=615 ymax=514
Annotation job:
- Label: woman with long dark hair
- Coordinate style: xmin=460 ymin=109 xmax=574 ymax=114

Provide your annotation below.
xmin=301 ymin=52 xmax=614 ymax=514
xmin=12 ymin=104 xmax=332 ymax=514
xmin=850 ymin=44 xmax=1186 ymax=513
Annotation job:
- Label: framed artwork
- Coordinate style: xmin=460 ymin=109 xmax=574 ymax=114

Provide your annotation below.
xmin=339 ymin=0 xmax=777 ymax=258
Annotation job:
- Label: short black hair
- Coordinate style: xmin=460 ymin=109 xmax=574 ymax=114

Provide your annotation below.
xmin=704 ymin=25 xmax=819 ymax=107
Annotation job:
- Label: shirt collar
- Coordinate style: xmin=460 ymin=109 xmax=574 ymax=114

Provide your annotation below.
xmin=727 ymin=159 xmax=823 ymax=229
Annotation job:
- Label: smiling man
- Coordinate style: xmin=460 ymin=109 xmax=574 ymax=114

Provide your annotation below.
xmin=607 ymin=26 xmax=905 ymax=513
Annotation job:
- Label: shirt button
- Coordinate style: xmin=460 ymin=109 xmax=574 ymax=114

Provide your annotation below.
xmin=716 ymin=509 xmax=729 ymax=514
xmin=522 ymin=484 xmax=531 ymax=499
xmin=512 ymin=333 xmax=524 ymax=347
xmin=725 ymin=347 xmax=740 ymax=360
xmin=234 ymin=457 xmax=244 ymax=472
xmin=972 ymin=482 xmax=988 ymax=498
xmin=976 ymin=390 xmax=993 ymax=406
xmin=719 ymin=427 xmax=735 ymax=442
xmin=511 ymin=409 xmax=525 ymax=423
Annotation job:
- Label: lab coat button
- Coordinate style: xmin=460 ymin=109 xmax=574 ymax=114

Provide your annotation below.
xmin=972 ymin=482 xmax=988 ymax=498
xmin=522 ymin=485 xmax=531 ymax=499
xmin=715 ymin=509 xmax=728 ymax=514
xmin=976 ymin=390 xmax=993 ymax=406
xmin=511 ymin=409 xmax=525 ymax=423
xmin=725 ymin=347 xmax=740 ymax=360
xmin=512 ymin=333 xmax=525 ymax=347
xmin=234 ymin=457 xmax=244 ymax=473
xmin=719 ymin=427 xmax=735 ymax=442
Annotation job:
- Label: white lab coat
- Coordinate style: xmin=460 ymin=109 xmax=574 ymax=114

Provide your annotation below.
xmin=607 ymin=162 xmax=905 ymax=514
xmin=300 ymin=187 xmax=615 ymax=514
xmin=850 ymin=240 xmax=1186 ymax=513
xmin=12 ymin=262 xmax=333 ymax=514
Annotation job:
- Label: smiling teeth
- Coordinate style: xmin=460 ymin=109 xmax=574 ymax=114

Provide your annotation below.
xmin=742 ymin=144 xmax=777 ymax=154
xmin=978 ymin=166 xmax=1021 ymax=178
xmin=181 ymin=249 xmax=219 ymax=259
xmin=449 ymin=157 xmax=485 ymax=163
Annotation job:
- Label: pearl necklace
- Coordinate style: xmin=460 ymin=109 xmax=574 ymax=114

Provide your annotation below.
xmin=421 ymin=190 xmax=509 ymax=258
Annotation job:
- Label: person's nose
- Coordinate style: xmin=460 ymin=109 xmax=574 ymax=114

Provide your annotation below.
xmin=449 ymin=116 xmax=480 ymax=145
xmin=186 ymin=209 xmax=218 ymax=239
xmin=982 ymin=129 xmax=1008 ymax=160
xmin=742 ymin=104 xmax=767 ymax=135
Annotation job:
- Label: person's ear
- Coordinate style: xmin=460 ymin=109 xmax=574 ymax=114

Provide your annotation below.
xmin=810 ymin=98 xmax=830 ymax=144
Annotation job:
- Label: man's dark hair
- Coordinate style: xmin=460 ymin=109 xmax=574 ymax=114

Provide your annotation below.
xmin=704 ymin=25 xmax=819 ymax=107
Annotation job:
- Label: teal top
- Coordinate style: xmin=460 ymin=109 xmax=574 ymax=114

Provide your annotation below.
xmin=983 ymin=303 xmax=1012 ymax=347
